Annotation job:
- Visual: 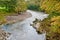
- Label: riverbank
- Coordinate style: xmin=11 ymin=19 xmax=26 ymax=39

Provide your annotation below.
xmin=0 ymin=12 xmax=32 ymax=40
xmin=0 ymin=29 xmax=11 ymax=40
xmin=0 ymin=12 xmax=32 ymax=25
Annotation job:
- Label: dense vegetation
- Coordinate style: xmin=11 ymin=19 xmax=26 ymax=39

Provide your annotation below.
xmin=0 ymin=0 xmax=60 ymax=40
xmin=0 ymin=0 xmax=27 ymax=24
xmin=40 ymin=0 xmax=60 ymax=13
xmin=15 ymin=0 xmax=27 ymax=13
xmin=34 ymin=0 xmax=60 ymax=40
xmin=0 ymin=0 xmax=16 ymax=12
xmin=27 ymin=0 xmax=40 ymax=11
xmin=29 ymin=0 xmax=60 ymax=40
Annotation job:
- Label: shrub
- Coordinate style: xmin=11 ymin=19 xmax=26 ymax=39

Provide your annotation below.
xmin=27 ymin=4 xmax=39 ymax=11
xmin=48 ymin=11 xmax=60 ymax=19
xmin=27 ymin=0 xmax=40 ymax=11
xmin=40 ymin=0 xmax=60 ymax=14
xmin=15 ymin=0 xmax=27 ymax=13
xmin=0 ymin=0 xmax=16 ymax=13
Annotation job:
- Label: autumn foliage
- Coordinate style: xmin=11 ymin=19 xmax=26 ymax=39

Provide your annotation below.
xmin=40 ymin=0 xmax=60 ymax=13
xmin=31 ymin=0 xmax=60 ymax=40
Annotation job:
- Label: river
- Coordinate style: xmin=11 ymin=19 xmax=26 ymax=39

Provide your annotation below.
xmin=1 ymin=10 xmax=48 ymax=40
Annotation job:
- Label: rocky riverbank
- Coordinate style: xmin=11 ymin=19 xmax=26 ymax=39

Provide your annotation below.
xmin=0 ymin=10 xmax=48 ymax=40
xmin=0 ymin=29 xmax=11 ymax=40
xmin=0 ymin=12 xmax=32 ymax=40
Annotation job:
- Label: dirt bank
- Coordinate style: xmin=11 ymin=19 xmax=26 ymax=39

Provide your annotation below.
xmin=6 ymin=12 xmax=32 ymax=24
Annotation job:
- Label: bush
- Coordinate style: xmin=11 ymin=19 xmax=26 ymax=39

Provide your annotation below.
xmin=40 ymin=0 xmax=60 ymax=14
xmin=48 ymin=12 xmax=60 ymax=19
xmin=51 ymin=16 xmax=60 ymax=33
xmin=15 ymin=0 xmax=27 ymax=13
xmin=0 ymin=0 xmax=27 ymax=13
xmin=0 ymin=0 xmax=16 ymax=13
xmin=27 ymin=4 xmax=39 ymax=11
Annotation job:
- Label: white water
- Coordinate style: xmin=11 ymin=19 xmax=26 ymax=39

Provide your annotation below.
xmin=1 ymin=10 xmax=48 ymax=40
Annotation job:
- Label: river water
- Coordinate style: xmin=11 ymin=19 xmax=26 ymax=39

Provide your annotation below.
xmin=1 ymin=10 xmax=48 ymax=40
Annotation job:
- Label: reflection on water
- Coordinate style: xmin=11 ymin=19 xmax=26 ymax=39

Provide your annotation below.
xmin=1 ymin=10 xmax=48 ymax=40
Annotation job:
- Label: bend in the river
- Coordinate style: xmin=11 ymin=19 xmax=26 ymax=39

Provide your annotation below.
xmin=1 ymin=10 xmax=48 ymax=40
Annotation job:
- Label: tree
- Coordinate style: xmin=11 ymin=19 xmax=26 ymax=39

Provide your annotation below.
xmin=40 ymin=0 xmax=60 ymax=13
xmin=0 ymin=0 xmax=16 ymax=12
xmin=27 ymin=0 xmax=40 ymax=11
xmin=15 ymin=0 xmax=27 ymax=13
